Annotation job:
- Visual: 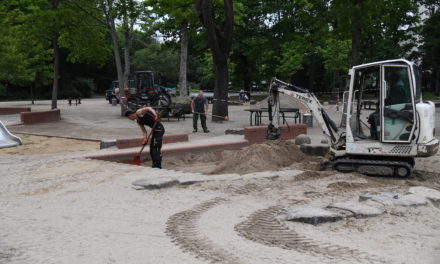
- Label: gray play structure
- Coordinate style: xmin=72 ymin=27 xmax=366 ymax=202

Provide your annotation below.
xmin=0 ymin=120 xmax=22 ymax=148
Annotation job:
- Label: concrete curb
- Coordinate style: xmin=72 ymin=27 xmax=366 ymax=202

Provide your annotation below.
xmin=85 ymin=140 xmax=250 ymax=163
xmin=0 ymin=107 xmax=31 ymax=115
xmin=116 ymin=133 xmax=189 ymax=149
xmin=20 ymin=109 xmax=60 ymax=124
xmin=12 ymin=132 xmax=101 ymax=142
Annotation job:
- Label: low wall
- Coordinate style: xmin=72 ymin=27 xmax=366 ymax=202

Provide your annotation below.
xmin=116 ymin=133 xmax=189 ymax=149
xmin=244 ymin=124 xmax=307 ymax=143
xmin=86 ymin=140 xmax=249 ymax=164
xmin=85 ymin=124 xmax=308 ymax=164
xmin=0 ymin=107 xmax=31 ymax=115
xmin=20 ymin=109 xmax=60 ymax=124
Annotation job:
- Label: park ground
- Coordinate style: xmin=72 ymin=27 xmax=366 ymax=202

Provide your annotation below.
xmin=1 ymin=97 xmax=440 ymax=264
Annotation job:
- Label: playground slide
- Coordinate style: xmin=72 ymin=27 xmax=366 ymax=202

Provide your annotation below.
xmin=0 ymin=120 xmax=22 ymax=148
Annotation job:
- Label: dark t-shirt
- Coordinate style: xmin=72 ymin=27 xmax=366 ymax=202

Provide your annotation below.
xmin=193 ymin=96 xmax=208 ymax=113
xmin=137 ymin=111 xmax=158 ymax=128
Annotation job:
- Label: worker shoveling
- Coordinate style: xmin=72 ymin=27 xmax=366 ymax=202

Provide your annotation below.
xmin=266 ymin=59 xmax=438 ymax=177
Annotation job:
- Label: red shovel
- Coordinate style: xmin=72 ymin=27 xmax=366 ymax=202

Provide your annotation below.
xmin=132 ymin=121 xmax=158 ymax=166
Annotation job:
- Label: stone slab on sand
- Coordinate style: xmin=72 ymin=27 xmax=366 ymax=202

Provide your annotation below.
xmin=132 ymin=177 xmax=179 ymax=190
xmin=299 ymin=143 xmax=329 ymax=156
xmin=360 ymin=192 xmax=428 ymax=207
xmin=327 ymin=200 xmax=386 ymax=218
xmin=276 ymin=206 xmax=343 ymax=225
xmin=408 ymin=186 xmax=440 ymax=207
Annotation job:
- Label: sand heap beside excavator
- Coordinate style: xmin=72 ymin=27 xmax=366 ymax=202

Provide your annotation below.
xmin=267 ymin=59 xmax=438 ymax=177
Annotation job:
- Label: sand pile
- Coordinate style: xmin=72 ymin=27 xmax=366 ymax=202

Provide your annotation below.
xmin=165 ymin=140 xmax=316 ymax=175
xmin=0 ymin=134 xmax=99 ymax=156
xmin=210 ymin=140 xmax=311 ymax=174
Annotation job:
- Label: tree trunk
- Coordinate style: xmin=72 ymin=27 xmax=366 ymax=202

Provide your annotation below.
xmin=109 ymin=19 xmax=124 ymax=90
xmin=307 ymin=57 xmax=316 ymax=91
xmin=123 ymin=37 xmax=130 ymax=89
xmin=240 ymin=54 xmax=251 ymax=95
xmin=51 ymin=0 xmax=59 ymax=110
xmin=123 ymin=14 xmax=131 ymax=89
xmin=212 ymin=60 xmax=229 ymax=120
xmin=350 ymin=0 xmax=363 ymax=67
xmin=30 ymin=84 xmax=34 ymax=105
xmin=436 ymin=65 xmax=440 ymax=96
xmin=51 ymin=32 xmax=60 ymax=110
xmin=178 ymin=21 xmax=189 ymax=97
xmin=196 ymin=0 xmax=233 ymax=121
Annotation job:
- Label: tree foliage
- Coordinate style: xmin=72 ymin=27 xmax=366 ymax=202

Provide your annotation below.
xmin=1 ymin=0 xmax=439 ymax=104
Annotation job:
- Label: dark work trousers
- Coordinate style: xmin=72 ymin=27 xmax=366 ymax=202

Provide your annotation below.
xmin=193 ymin=113 xmax=208 ymax=131
xmin=150 ymin=123 xmax=165 ymax=169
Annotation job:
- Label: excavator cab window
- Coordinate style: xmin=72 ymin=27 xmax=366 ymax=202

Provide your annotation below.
xmin=381 ymin=65 xmax=415 ymax=142
xmin=350 ymin=67 xmax=380 ymax=141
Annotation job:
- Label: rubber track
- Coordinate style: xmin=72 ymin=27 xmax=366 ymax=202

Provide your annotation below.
xmin=333 ymin=158 xmax=412 ymax=177
xmin=166 ymin=197 xmax=241 ymax=264
xmin=235 ymin=206 xmax=388 ymax=264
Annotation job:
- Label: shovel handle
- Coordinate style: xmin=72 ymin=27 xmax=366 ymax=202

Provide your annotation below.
xmin=136 ymin=120 xmax=159 ymax=155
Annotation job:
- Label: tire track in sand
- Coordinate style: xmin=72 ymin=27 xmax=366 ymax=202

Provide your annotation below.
xmin=166 ymin=197 xmax=241 ymax=264
xmin=235 ymin=206 xmax=388 ymax=264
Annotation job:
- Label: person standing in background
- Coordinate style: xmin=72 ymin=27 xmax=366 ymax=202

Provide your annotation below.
xmin=191 ymin=91 xmax=210 ymax=133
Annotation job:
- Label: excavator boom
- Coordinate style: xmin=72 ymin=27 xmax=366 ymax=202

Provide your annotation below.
xmin=267 ymin=78 xmax=343 ymax=148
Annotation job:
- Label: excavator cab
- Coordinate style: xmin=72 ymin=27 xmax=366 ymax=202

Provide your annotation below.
xmin=346 ymin=61 xmax=428 ymax=147
xmin=341 ymin=59 xmax=437 ymax=176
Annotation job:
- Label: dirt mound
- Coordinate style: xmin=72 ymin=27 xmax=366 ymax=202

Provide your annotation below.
xmin=326 ymin=181 xmax=367 ymax=190
xmin=294 ymin=170 xmax=332 ymax=181
xmin=209 ymin=140 xmax=313 ymax=174
xmin=165 ymin=140 xmax=317 ymax=175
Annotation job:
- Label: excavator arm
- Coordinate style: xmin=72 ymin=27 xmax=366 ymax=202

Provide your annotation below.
xmin=267 ymin=78 xmax=343 ymax=148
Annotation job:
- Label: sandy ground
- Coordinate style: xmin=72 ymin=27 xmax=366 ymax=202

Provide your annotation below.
xmin=1 ymin=98 xmax=440 ymax=264
xmin=0 ymin=134 xmax=100 ymax=156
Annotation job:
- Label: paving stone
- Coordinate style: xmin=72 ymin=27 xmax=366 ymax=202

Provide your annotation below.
xmin=276 ymin=206 xmax=343 ymax=225
xmin=294 ymin=134 xmax=311 ymax=145
xmin=299 ymin=143 xmax=329 ymax=156
xmin=132 ymin=177 xmax=179 ymax=190
xmin=408 ymin=186 xmax=440 ymax=207
xmin=327 ymin=200 xmax=386 ymax=218
xmin=100 ymin=139 xmax=116 ymax=149
xmin=392 ymin=194 xmax=427 ymax=207
xmin=359 ymin=192 xmax=427 ymax=207
xmin=359 ymin=192 xmax=399 ymax=206
xmin=225 ymin=128 xmax=244 ymax=135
